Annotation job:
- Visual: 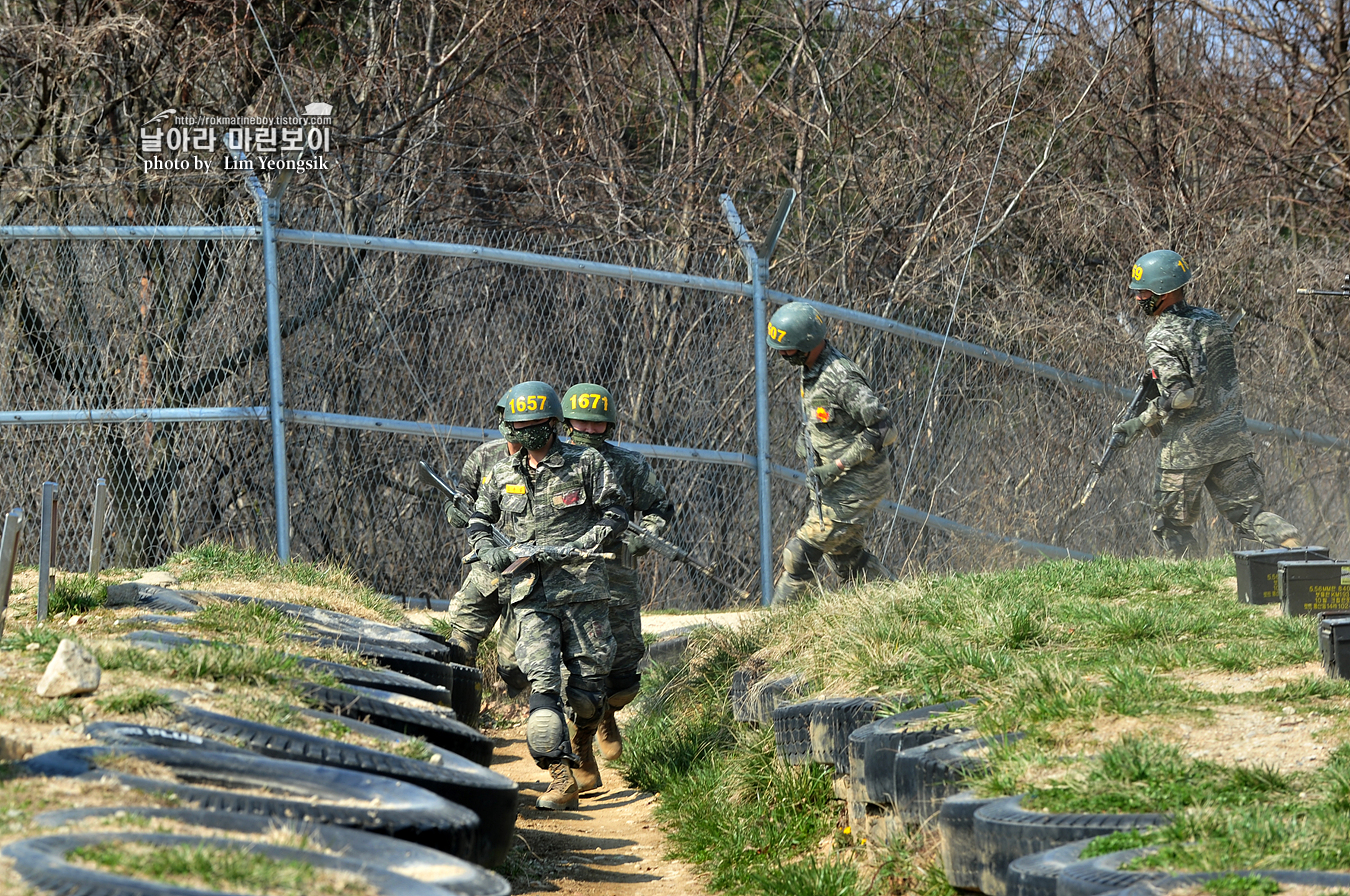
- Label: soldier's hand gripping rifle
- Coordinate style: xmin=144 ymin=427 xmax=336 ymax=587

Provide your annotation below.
xmin=463 ymin=543 xmax=617 ymax=576
xmin=625 ymin=520 xmax=751 ymax=599
xmin=416 ymin=460 xmax=512 ymax=549
xmin=1076 ymin=368 xmax=1160 ymax=508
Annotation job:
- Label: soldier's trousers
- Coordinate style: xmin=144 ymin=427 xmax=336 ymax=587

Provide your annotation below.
xmin=513 ymin=594 xmax=615 ymax=722
xmin=777 ymin=461 xmax=890 ymax=602
xmin=1153 ymin=453 xmax=1301 ymax=558
xmin=445 ymin=563 xmax=501 ymax=662
xmin=605 ymin=564 xmax=645 ymax=690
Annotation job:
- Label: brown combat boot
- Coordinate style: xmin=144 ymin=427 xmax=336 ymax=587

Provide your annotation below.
xmin=596 ymin=705 xmax=623 ymax=761
xmin=536 ymin=762 xmax=579 ymax=810
xmin=572 ymin=725 xmax=602 ymax=793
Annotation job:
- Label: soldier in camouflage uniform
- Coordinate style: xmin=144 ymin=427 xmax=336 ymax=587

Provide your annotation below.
xmin=469 ymin=380 xmax=628 ymax=811
xmin=767 ymin=302 xmax=897 ymax=604
xmin=562 ymin=382 xmax=675 ymax=792
xmin=442 ymin=391 xmax=524 ymax=690
xmin=1113 ymin=249 xmax=1302 ymax=558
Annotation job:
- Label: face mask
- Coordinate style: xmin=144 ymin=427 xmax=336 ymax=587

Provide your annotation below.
xmin=566 ymin=424 xmax=609 ymax=449
xmin=499 ymin=420 xmax=515 ymax=441
xmin=514 ymin=421 xmax=555 ymax=450
xmin=782 ymin=350 xmax=810 ymax=367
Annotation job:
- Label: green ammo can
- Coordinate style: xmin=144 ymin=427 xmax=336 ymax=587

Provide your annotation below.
xmin=1318 ymin=613 xmax=1350 ymax=680
xmin=1279 ymin=559 xmax=1350 ymax=617
xmin=1232 ymin=546 xmax=1330 ymax=604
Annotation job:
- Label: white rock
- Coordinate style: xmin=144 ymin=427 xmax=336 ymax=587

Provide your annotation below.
xmin=67 ymin=615 xmax=81 ymax=627
xmin=36 ymin=639 xmax=102 ymax=698
xmin=133 ymin=571 xmax=180 ymax=587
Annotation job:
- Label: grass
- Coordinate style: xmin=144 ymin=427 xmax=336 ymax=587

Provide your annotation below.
xmin=97 ymin=642 xmax=307 ymax=686
xmin=69 ymin=839 xmax=373 ymax=895
xmin=97 ymin=689 xmax=175 ymax=715
xmin=47 ymin=577 xmax=107 ymax=616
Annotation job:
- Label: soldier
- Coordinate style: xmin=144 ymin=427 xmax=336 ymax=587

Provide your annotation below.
xmin=468 ymin=380 xmax=628 ymax=811
xmin=767 ymin=301 xmax=897 ymax=603
xmin=441 ymin=391 xmax=530 ymax=696
xmin=1112 ymin=250 xmax=1302 ymax=557
xmin=561 ymin=382 xmax=675 ymax=791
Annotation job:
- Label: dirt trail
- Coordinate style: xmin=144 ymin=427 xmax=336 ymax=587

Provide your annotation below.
xmin=490 ymin=726 xmax=706 ymax=896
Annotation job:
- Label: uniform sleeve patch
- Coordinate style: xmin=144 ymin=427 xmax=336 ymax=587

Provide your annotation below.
xmin=552 ymin=489 xmax=585 ymax=507
xmin=504 ymin=483 xmax=527 ymax=495
xmin=815 ymin=407 xmax=833 ymax=423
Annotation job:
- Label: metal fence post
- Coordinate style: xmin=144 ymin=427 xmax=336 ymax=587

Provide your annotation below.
xmin=88 ymin=477 xmax=108 ymax=576
xmin=38 ymin=481 xmax=57 ymax=622
xmin=0 ymin=508 xmax=26 ymax=638
xmin=720 ymin=195 xmax=775 ymax=607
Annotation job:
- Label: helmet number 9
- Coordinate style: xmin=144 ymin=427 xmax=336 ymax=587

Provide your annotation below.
xmin=510 ymin=395 xmax=548 ymax=414
xmin=569 ymin=393 xmax=608 ymax=411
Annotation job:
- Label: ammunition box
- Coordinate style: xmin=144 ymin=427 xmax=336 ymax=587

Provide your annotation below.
xmin=1232 ymin=546 xmax=1330 ymax=604
xmin=1319 ymin=613 xmax=1350 ymax=679
xmin=1279 ymin=560 xmax=1350 ymax=617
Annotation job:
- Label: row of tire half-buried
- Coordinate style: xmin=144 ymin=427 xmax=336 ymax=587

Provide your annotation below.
xmin=735 ymin=668 xmax=1350 ymax=896
xmin=6 ymin=586 xmax=519 ymax=896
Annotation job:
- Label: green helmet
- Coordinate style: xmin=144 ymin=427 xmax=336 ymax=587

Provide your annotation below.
xmin=501 ymin=381 xmax=563 ymax=422
xmin=1130 ymin=250 xmax=1191 ymax=313
xmin=767 ymin=302 xmax=827 ymax=353
xmin=562 ymin=383 xmax=616 ymax=424
xmin=495 ymin=389 xmax=511 ymax=413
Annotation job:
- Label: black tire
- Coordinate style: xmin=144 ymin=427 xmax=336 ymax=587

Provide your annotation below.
xmin=729 ymin=667 xmax=764 ymax=722
xmin=857 ymin=699 xmax=975 ymax=805
xmin=23 ymin=745 xmax=480 ymax=857
xmin=174 ymin=705 xmax=517 ymax=868
xmin=894 ymin=731 xmax=1023 ymax=824
xmin=939 ymin=790 xmax=1019 ymax=891
xmin=84 ymin=722 xmax=249 ymax=754
xmin=1109 ymin=872 xmax=1350 ymax=896
xmin=1006 ymin=839 xmax=1095 ymax=896
xmin=32 ymin=807 xmax=511 ymax=896
xmin=3 ymin=831 xmax=449 ymax=896
xmin=810 ymin=697 xmax=890 ymax=768
xmin=734 ymin=673 xmax=809 ymax=725
xmin=105 ymin=582 xmax=202 ymax=613
xmin=973 ymin=795 xmax=1170 ymax=896
xmin=293 ymin=681 xmax=493 ymax=767
xmin=772 ymin=699 xmax=818 ymax=765
xmin=1057 ymin=846 xmax=1170 ymax=896
xmin=643 ymin=635 xmax=689 ymax=669
xmin=297 ymin=657 xmax=455 ymax=708
xmin=198 ymin=590 xmax=451 ymax=659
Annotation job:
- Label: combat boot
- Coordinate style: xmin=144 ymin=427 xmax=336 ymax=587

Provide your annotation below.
xmin=596 ymin=705 xmax=623 ymax=760
xmin=571 ymin=724 xmax=602 ymax=793
xmin=536 ymin=762 xmax=579 ymax=810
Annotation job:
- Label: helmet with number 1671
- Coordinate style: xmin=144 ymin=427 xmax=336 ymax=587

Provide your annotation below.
xmin=562 ymin=383 xmax=617 ymax=424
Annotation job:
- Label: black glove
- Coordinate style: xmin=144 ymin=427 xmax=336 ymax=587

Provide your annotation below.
xmin=478 ymin=546 xmax=515 ymax=572
xmin=444 ymin=501 xmax=470 ymax=528
xmin=811 ymin=460 xmax=843 ymax=486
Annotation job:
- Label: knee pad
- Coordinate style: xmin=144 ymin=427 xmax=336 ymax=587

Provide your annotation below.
xmin=526 ymin=694 xmax=573 ymax=768
xmin=606 ymin=672 xmax=641 ymax=709
xmin=782 ymin=537 xmax=824 ymax=579
xmin=565 ymin=683 xmax=606 ymax=727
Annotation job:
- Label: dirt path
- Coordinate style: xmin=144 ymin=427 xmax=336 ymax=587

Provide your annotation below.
xmin=490 ymin=726 xmax=706 ymax=896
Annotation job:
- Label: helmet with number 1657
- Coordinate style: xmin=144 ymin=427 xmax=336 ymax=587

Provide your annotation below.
xmin=501 ymin=381 xmax=564 ymax=422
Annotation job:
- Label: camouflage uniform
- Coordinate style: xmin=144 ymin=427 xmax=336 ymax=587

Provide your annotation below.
xmin=1141 ymin=303 xmax=1300 ymax=557
xmin=777 ymin=343 xmax=895 ymax=602
xmin=594 ymin=442 xmax=674 ymax=703
xmin=469 ymin=439 xmax=628 ymax=765
xmin=443 ymin=439 xmax=513 ymax=666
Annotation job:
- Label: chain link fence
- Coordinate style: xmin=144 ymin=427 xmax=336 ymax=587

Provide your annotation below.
xmin=2 ymin=183 xmax=1347 ymax=609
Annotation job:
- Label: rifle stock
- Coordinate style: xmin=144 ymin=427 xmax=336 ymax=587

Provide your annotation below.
xmin=626 ymin=520 xmax=751 ymax=599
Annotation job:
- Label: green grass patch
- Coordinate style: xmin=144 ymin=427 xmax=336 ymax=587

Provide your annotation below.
xmin=98 ymin=642 xmax=309 ymax=686
xmin=48 ymin=577 xmax=107 ymax=616
xmin=390 ymin=737 xmax=433 ymax=762
xmin=1 ymin=625 xmax=64 ymax=663
xmin=69 ymin=839 xmax=361 ymax=895
xmin=97 ymin=689 xmax=174 ymax=715
xmin=27 ymin=696 xmax=83 ymax=724
xmin=190 ymin=602 xmax=299 ymax=644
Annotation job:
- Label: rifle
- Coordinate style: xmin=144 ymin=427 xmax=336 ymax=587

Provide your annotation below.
xmin=463 ymin=543 xmax=616 ymax=576
xmin=625 ymin=520 xmax=751 ymax=599
xmin=416 ymin=461 xmax=511 ymax=549
xmin=1296 ymin=273 xmax=1350 ymax=297
xmin=1076 ymin=368 xmax=1160 ymax=508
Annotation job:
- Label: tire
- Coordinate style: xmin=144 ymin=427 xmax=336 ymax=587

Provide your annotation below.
xmin=734 ymin=673 xmax=809 ymax=725
xmin=643 ymin=635 xmax=689 ymax=669
xmin=3 ymin=831 xmax=449 ymax=896
xmin=973 ymin=795 xmax=1170 ymax=896
xmin=1057 ymin=846 xmax=1170 ymax=896
xmin=23 ymin=745 xmax=480 ymax=857
xmin=857 ymin=699 xmax=975 ymax=805
xmin=297 ymin=657 xmax=455 ymax=708
xmin=32 ymin=807 xmax=512 ymax=896
xmin=173 ymin=705 xmax=517 ymax=868
xmin=293 ymin=681 xmax=493 ymax=767
xmin=894 ymin=731 xmax=1022 ymax=824
xmin=810 ymin=697 xmax=890 ymax=768
xmin=1006 ymin=839 xmax=1095 ymax=896
xmin=105 ymin=582 xmax=202 ymax=613
xmin=1109 ymin=872 xmax=1350 ymax=896
xmin=940 ymin=790 xmax=1019 ymax=891
xmin=772 ymin=699 xmax=818 ymax=765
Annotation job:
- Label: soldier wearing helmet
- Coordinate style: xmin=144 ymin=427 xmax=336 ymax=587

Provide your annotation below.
xmin=1114 ymin=250 xmax=1302 ymax=557
xmin=559 ymin=382 xmax=675 ymax=794
xmin=767 ymin=301 xmax=897 ymax=603
xmin=467 ymin=380 xmax=629 ymax=811
xmin=442 ymin=389 xmax=524 ymax=687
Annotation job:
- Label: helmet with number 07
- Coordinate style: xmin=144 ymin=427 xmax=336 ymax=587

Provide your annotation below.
xmin=766 ymin=302 xmax=827 ymax=353
xmin=501 ymin=381 xmax=564 ymax=422
xmin=562 ymin=383 xmax=617 ymax=424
